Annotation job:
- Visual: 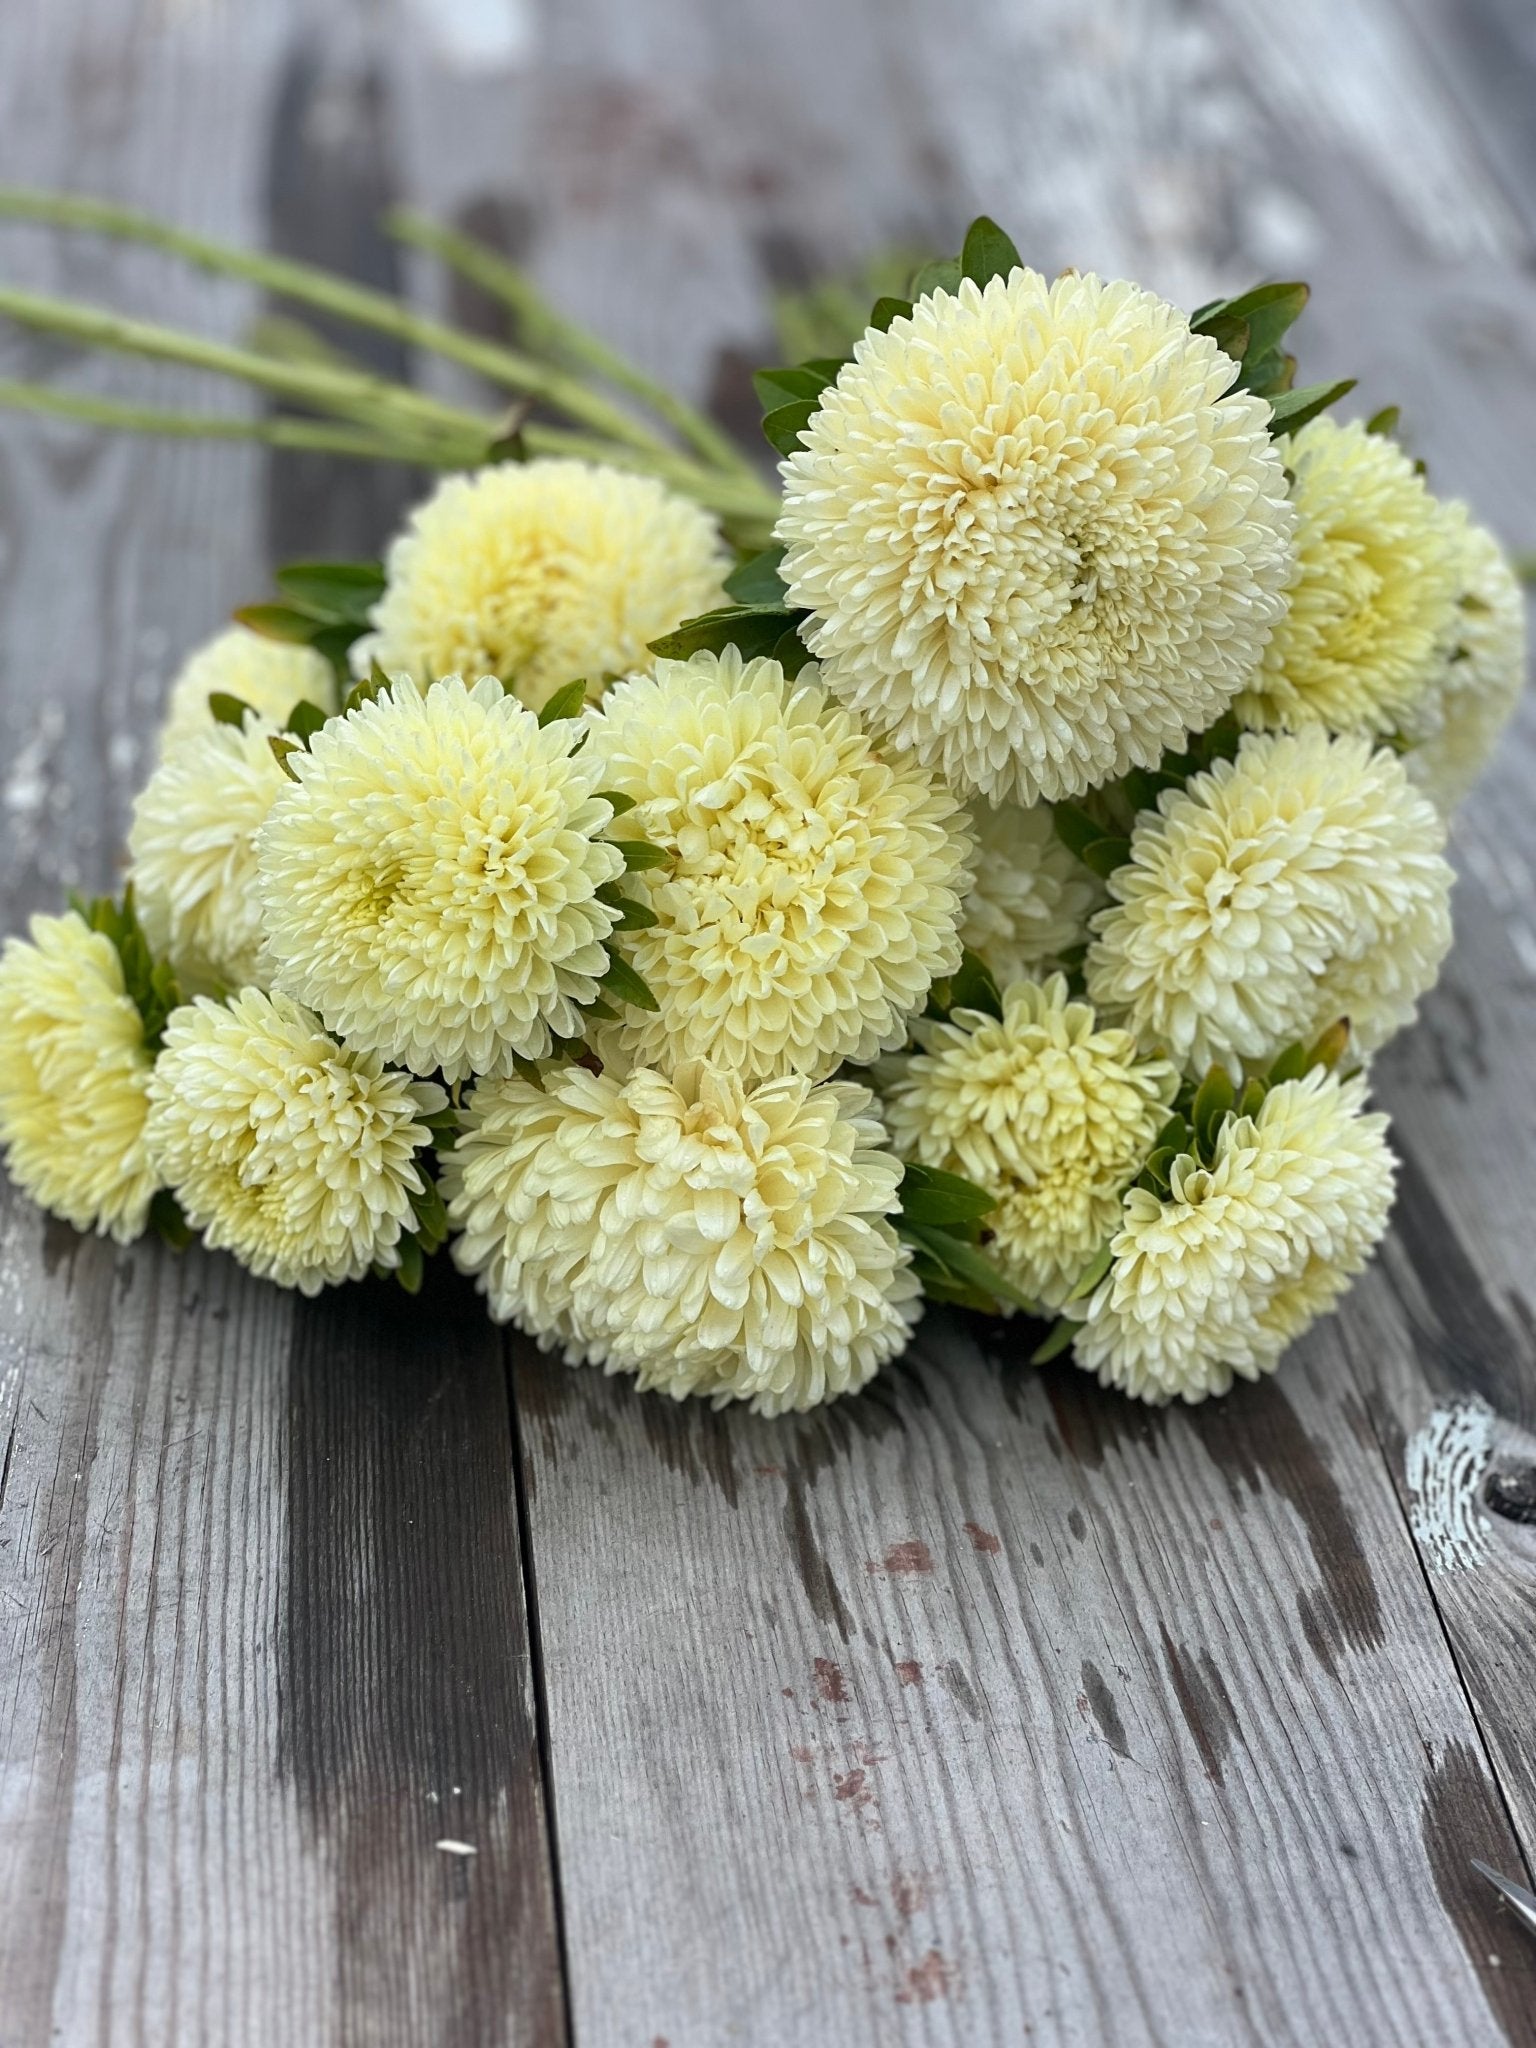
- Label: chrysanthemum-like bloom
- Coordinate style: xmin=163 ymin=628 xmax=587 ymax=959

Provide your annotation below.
xmin=146 ymin=990 xmax=443 ymax=1293
xmin=257 ymin=676 xmax=626 ymax=1081
xmin=1407 ymin=520 xmax=1528 ymax=814
xmin=444 ymin=1060 xmax=920 ymax=1414
xmin=0 ymin=912 xmax=159 ymax=1241
xmin=129 ymin=714 xmax=288 ymax=992
xmin=959 ymin=802 xmax=1104 ymax=985
xmin=1085 ymin=727 xmax=1453 ymax=1076
xmin=360 ymin=459 xmax=730 ymax=708
xmin=1074 ymin=1069 xmax=1395 ymax=1402
xmin=1236 ymin=416 xmax=1466 ymax=738
xmin=776 ymin=269 xmax=1296 ymax=805
xmin=159 ymin=625 xmax=336 ymax=755
xmin=585 ymin=647 xmax=973 ymax=1082
xmin=883 ymin=976 xmax=1177 ymax=1307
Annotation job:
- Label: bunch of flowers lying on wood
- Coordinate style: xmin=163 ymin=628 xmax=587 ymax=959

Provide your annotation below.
xmin=0 ymin=197 xmax=1524 ymax=1412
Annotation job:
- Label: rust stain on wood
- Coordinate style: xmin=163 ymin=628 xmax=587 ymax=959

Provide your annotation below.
xmin=812 ymin=1657 xmax=850 ymax=1705
xmin=962 ymin=1521 xmax=1001 ymax=1555
xmin=895 ymin=1948 xmax=960 ymax=2005
xmin=867 ymin=1541 xmax=934 ymax=1575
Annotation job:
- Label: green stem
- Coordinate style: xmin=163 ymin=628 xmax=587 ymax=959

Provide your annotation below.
xmin=386 ymin=206 xmax=758 ymax=483
xmin=0 ymin=185 xmax=672 ymax=458
xmin=0 ymin=379 xmax=468 ymax=464
xmin=0 ymin=284 xmax=491 ymax=450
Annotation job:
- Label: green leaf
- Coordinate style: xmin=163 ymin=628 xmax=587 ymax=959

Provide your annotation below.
xmin=899 ymin=1220 xmax=1037 ymax=1312
xmin=596 ymin=787 xmax=636 ymax=817
xmin=761 ymin=399 xmax=819 ymax=456
xmin=537 ymin=677 xmax=589 ymax=726
xmin=1065 ymin=1239 xmax=1115 ymax=1304
xmin=1266 ymin=378 xmax=1356 ymax=436
xmin=394 ymin=1233 xmax=425 ymax=1294
xmin=1267 ymin=1041 xmax=1310 ymax=1085
xmin=868 ymin=296 xmax=912 ymax=333
xmin=599 ymin=953 xmax=660 ymax=1012
xmin=421 ymin=1106 xmax=462 ymax=1141
xmin=149 ymin=1188 xmax=193 ymax=1252
xmin=285 ymin=698 xmax=327 ymax=743
xmin=1307 ymin=1018 xmax=1351 ymax=1073
xmin=342 ymin=662 xmax=394 ymax=716
xmin=899 ymin=1161 xmax=997 ymax=1229
xmin=1192 ymin=1066 xmax=1236 ymax=1157
xmin=960 ymin=215 xmax=1022 ymax=286
xmin=1236 ymin=1076 xmax=1267 ymax=1122
xmin=723 ymin=545 xmax=790 ymax=608
xmin=1080 ymin=836 xmax=1132 ymax=879
xmin=772 ymin=624 xmax=813 ymax=677
xmin=648 ymin=606 xmax=798 ymax=664
xmin=752 ymin=364 xmax=834 ymax=410
xmin=273 ymin=559 xmax=385 ymax=624
xmin=232 ymin=602 xmax=323 ymax=645
xmin=948 ymin=947 xmax=1003 ymax=1020
xmin=910 ymin=256 xmax=963 ymax=298
xmin=409 ymin=1173 xmax=450 ymax=1253
xmin=1366 ymin=405 xmax=1401 ymax=438
xmin=596 ymin=884 xmax=659 ymax=932
xmin=268 ymin=734 xmax=303 ymax=781
xmin=208 ymin=691 xmax=254 ymax=727
xmin=1030 ymin=1318 xmax=1082 ymax=1365
xmin=1050 ymin=802 xmax=1104 ymax=862
xmin=610 ymin=838 xmax=670 ymax=872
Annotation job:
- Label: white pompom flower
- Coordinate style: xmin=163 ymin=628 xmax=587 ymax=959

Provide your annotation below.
xmin=129 ymin=713 xmax=289 ymax=993
xmin=776 ymin=268 xmax=1296 ymax=805
xmin=0 ymin=911 xmax=159 ymax=1241
xmin=1074 ymin=1070 xmax=1395 ymax=1403
xmin=146 ymin=990 xmax=444 ymax=1294
xmin=958 ymin=801 xmax=1104 ymax=986
xmin=359 ymin=459 xmax=730 ymax=708
xmin=585 ymin=646 xmax=973 ymax=1083
xmin=443 ymin=1060 xmax=921 ymax=1414
xmin=883 ymin=976 xmax=1177 ymax=1308
xmin=1236 ymin=416 xmax=1465 ymax=740
xmin=1085 ymin=727 xmax=1453 ymax=1076
xmin=1407 ymin=520 xmax=1528 ymax=814
xmin=256 ymin=676 xmax=627 ymax=1082
xmin=159 ymin=625 xmax=337 ymax=756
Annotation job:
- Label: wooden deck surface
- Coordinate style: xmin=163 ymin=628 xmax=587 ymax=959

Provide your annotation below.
xmin=3 ymin=1 xmax=1536 ymax=2042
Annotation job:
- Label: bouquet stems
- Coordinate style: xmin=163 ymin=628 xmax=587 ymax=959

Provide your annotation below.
xmin=0 ymin=187 xmax=782 ymax=541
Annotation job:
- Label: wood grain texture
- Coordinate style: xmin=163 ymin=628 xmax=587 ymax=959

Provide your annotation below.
xmin=4 ymin=0 xmax=1536 ymax=2042
xmin=492 ymin=0 xmax=1536 ymax=2039
xmin=0 ymin=6 xmax=562 ymax=2043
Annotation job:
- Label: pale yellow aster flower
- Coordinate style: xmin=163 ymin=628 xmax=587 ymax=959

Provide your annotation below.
xmin=1406 ymin=520 xmax=1528 ymax=814
xmin=1085 ymin=727 xmax=1453 ymax=1076
xmin=776 ymin=268 xmax=1295 ymax=805
xmin=257 ymin=676 xmax=626 ymax=1082
xmin=959 ymin=802 xmax=1105 ymax=986
xmin=146 ymin=990 xmax=443 ymax=1294
xmin=1075 ymin=1070 xmax=1395 ymax=1402
xmin=0 ymin=911 xmax=160 ymax=1241
xmin=359 ymin=459 xmax=730 ymax=708
xmin=129 ymin=714 xmax=288 ymax=993
xmin=1237 ymin=416 xmax=1465 ymax=739
xmin=444 ymin=1060 xmax=920 ymax=1414
xmin=883 ymin=976 xmax=1177 ymax=1308
xmin=585 ymin=646 xmax=973 ymax=1083
xmin=159 ymin=625 xmax=336 ymax=755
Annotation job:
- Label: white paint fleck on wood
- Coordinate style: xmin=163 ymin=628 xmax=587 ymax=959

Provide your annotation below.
xmin=1406 ymin=1397 xmax=1496 ymax=1573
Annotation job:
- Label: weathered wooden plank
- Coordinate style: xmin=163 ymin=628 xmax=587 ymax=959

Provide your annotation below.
xmin=0 ymin=9 xmax=563 ymax=2043
xmin=485 ymin=0 xmax=1536 ymax=2038
xmin=514 ymin=1328 xmax=1536 ymax=2046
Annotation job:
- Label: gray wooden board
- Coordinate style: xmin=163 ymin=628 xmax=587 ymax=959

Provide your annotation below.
xmin=3 ymin=0 xmax=1536 ymax=2043
xmin=0 ymin=5 xmax=562 ymax=2043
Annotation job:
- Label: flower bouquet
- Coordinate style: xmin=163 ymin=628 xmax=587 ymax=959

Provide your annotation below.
xmin=0 ymin=199 xmax=1523 ymax=1413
